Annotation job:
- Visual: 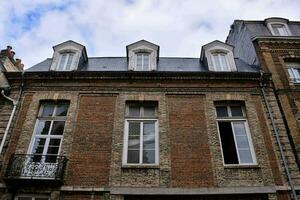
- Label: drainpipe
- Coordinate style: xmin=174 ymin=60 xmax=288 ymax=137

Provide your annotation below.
xmin=260 ymin=71 xmax=298 ymax=200
xmin=0 ymin=73 xmax=23 ymax=155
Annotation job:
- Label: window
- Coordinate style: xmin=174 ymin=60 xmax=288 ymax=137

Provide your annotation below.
xmin=136 ymin=53 xmax=150 ymax=71
xmin=57 ymin=53 xmax=74 ymax=71
xmin=123 ymin=102 xmax=159 ymax=165
xmin=16 ymin=196 xmax=49 ymax=200
xmin=29 ymin=101 xmax=69 ymax=163
xmin=271 ymin=24 xmax=290 ymax=36
xmin=287 ymin=63 xmax=300 ymax=83
xmin=215 ymin=103 xmax=256 ymax=165
xmin=212 ymin=53 xmax=230 ymax=71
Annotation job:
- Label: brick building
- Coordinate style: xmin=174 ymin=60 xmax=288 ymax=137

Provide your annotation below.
xmin=0 ymin=18 xmax=299 ymax=200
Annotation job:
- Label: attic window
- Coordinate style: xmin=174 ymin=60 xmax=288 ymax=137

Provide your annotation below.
xmin=271 ymin=24 xmax=290 ymax=36
xmin=136 ymin=52 xmax=150 ymax=71
xmin=57 ymin=53 xmax=74 ymax=71
xmin=212 ymin=52 xmax=230 ymax=71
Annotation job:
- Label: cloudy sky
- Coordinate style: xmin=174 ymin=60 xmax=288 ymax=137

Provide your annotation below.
xmin=1 ymin=0 xmax=300 ymax=69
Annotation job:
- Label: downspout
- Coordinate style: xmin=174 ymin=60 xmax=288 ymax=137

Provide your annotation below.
xmin=0 ymin=72 xmax=24 ymax=155
xmin=260 ymin=71 xmax=298 ymax=200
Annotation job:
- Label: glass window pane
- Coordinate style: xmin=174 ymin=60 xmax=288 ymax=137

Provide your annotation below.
xmin=232 ymin=122 xmax=247 ymax=136
xmin=36 ymin=121 xmax=51 ymax=135
xmin=45 ymin=155 xmax=58 ymax=163
xmin=136 ymin=54 xmax=143 ymax=70
xmin=238 ymin=149 xmax=253 ymax=163
xmin=219 ymin=54 xmax=229 ymax=71
xmin=213 ymin=54 xmax=221 ymax=71
xmin=55 ymin=104 xmax=69 ymax=116
xmin=216 ymin=106 xmax=228 ymax=117
xmin=128 ymin=105 xmax=140 ymax=117
xmin=143 ymin=149 xmax=155 ymax=163
xmin=143 ymin=105 xmax=156 ymax=117
xmin=49 ymin=138 xmax=61 ymax=146
xmin=58 ymin=54 xmax=67 ymax=70
xmin=143 ymin=54 xmax=149 ymax=70
xmin=231 ymin=106 xmax=243 ymax=117
xmin=143 ymin=122 xmax=155 ymax=149
xmin=32 ymin=138 xmax=46 ymax=154
xmin=41 ymin=104 xmax=54 ymax=117
xmin=65 ymin=54 xmax=74 ymax=70
xmin=218 ymin=122 xmax=239 ymax=164
xmin=50 ymin=121 xmax=65 ymax=135
xmin=128 ymin=122 xmax=140 ymax=149
xmin=47 ymin=146 xmax=59 ymax=155
xmin=127 ymin=150 xmax=139 ymax=163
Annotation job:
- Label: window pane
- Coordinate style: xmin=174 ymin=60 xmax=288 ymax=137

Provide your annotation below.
xmin=50 ymin=121 xmax=65 ymax=135
xmin=219 ymin=54 xmax=229 ymax=71
xmin=45 ymin=155 xmax=58 ymax=163
xmin=55 ymin=104 xmax=69 ymax=116
xmin=143 ymin=105 xmax=156 ymax=117
xmin=231 ymin=106 xmax=243 ymax=117
xmin=35 ymin=121 xmax=51 ymax=135
xmin=238 ymin=149 xmax=253 ymax=163
xmin=65 ymin=54 xmax=74 ymax=70
xmin=128 ymin=105 xmax=140 ymax=117
xmin=127 ymin=150 xmax=139 ymax=163
xmin=32 ymin=138 xmax=46 ymax=154
xmin=41 ymin=104 xmax=54 ymax=117
xmin=216 ymin=106 xmax=228 ymax=117
xmin=218 ymin=122 xmax=239 ymax=164
xmin=143 ymin=149 xmax=155 ymax=163
xmin=58 ymin=54 xmax=67 ymax=70
xmin=143 ymin=54 xmax=149 ymax=70
xmin=143 ymin=122 xmax=155 ymax=149
xmin=128 ymin=122 xmax=140 ymax=149
xmin=49 ymin=138 xmax=61 ymax=146
xmin=213 ymin=54 xmax=222 ymax=71
xmin=136 ymin=54 xmax=143 ymax=70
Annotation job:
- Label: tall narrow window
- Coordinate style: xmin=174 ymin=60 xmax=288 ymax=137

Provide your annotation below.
xmin=287 ymin=63 xmax=300 ymax=83
xmin=271 ymin=24 xmax=290 ymax=36
xmin=123 ymin=102 xmax=158 ymax=165
xmin=57 ymin=53 xmax=74 ymax=71
xmin=215 ymin=103 xmax=256 ymax=165
xmin=136 ymin=53 xmax=150 ymax=71
xmin=212 ymin=53 xmax=230 ymax=71
xmin=29 ymin=101 xmax=69 ymax=163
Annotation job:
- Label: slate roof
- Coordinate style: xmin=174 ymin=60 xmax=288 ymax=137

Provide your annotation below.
xmin=26 ymin=57 xmax=259 ymax=73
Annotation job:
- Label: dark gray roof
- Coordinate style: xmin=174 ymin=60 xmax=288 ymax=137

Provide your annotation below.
xmin=26 ymin=57 xmax=259 ymax=73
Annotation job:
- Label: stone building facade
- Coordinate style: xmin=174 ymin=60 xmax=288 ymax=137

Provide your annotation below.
xmin=0 ymin=19 xmax=299 ymax=200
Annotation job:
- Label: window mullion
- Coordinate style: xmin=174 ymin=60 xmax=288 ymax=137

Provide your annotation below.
xmin=140 ymin=122 xmax=143 ymax=164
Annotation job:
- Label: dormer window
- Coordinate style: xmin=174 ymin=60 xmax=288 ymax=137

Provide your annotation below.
xmin=212 ymin=52 xmax=230 ymax=71
xmin=265 ymin=18 xmax=291 ymax=36
xmin=136 ymin=53 xmax=150 ymax=71
xmin=201 ymin=40 xmax=236 ymax=72
xmin=57 ymin=53 xmax=74 ymax=71
xmin=271 ymin=24 xmax=290 ymax=36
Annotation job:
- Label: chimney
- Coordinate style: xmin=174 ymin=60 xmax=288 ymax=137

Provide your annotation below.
xmin=15 ymin=58 xmax=24 ymax=71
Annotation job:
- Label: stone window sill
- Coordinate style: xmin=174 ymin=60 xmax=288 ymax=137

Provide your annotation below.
xmin=224 ymin=164 xmax=259 ymax=169
xmin=122 ymin=164 xmax=160 ymax=169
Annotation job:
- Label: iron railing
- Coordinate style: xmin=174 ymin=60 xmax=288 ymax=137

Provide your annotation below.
xmin=6 ymin=154 xmax=67 ymax=181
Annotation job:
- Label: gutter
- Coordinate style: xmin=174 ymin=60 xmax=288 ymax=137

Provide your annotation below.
xmin=0 ymin=73 xmax=24 ymax=154
xmin=260 ymin=71 xmax=298 ymax=200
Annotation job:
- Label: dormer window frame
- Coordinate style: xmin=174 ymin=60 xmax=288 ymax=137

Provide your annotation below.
xmin=265 ymin=18 xmax=292 ymax=36
xmin=56 ymin=51 xmax=76 ymax=71
xmin=211 ymin=50 xmax=231 ymax=72
xmin=134 ymin=50 xmax=152 ymax=71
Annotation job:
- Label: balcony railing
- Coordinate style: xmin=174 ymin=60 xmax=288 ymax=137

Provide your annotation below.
xmin=5 ymin=154 xmax=67 ymax=183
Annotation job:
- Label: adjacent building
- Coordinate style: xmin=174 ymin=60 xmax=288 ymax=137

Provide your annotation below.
xmin=0 ymin=17 xmax=299 ymax=200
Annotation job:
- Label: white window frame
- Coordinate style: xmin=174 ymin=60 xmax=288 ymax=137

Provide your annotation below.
xmin=215 ymin=104 xmax=257 ymax=166
xmin=135 ymin=52 xmax=150 ymax=71
xmin=56 ymin=52 xmax=75 ymax=71
xmin=122 ymin=104 xmax=159 ymax=166
xmin=287 ymin=63 xmax=300 ymax=83
xmin=27 ymin=103 xmax=68 ymax=162
xmin=211 ymin=52 xmax=231 ymax=71
xmin=267 ymin=22 xmax=291 ymax=36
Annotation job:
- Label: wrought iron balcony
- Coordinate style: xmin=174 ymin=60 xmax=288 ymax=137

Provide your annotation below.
xmin=5 ymin=154 xmax=67 ymax=184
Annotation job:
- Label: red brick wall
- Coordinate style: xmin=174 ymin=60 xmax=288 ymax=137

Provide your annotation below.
xmin=167 ymin=95 xmax=215 ymax=187
xmin=65 ymin=94 xmax=116 ymax=186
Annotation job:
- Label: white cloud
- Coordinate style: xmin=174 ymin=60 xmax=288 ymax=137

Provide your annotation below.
xmin=1 ymin=0 xmax=300 ymax=68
